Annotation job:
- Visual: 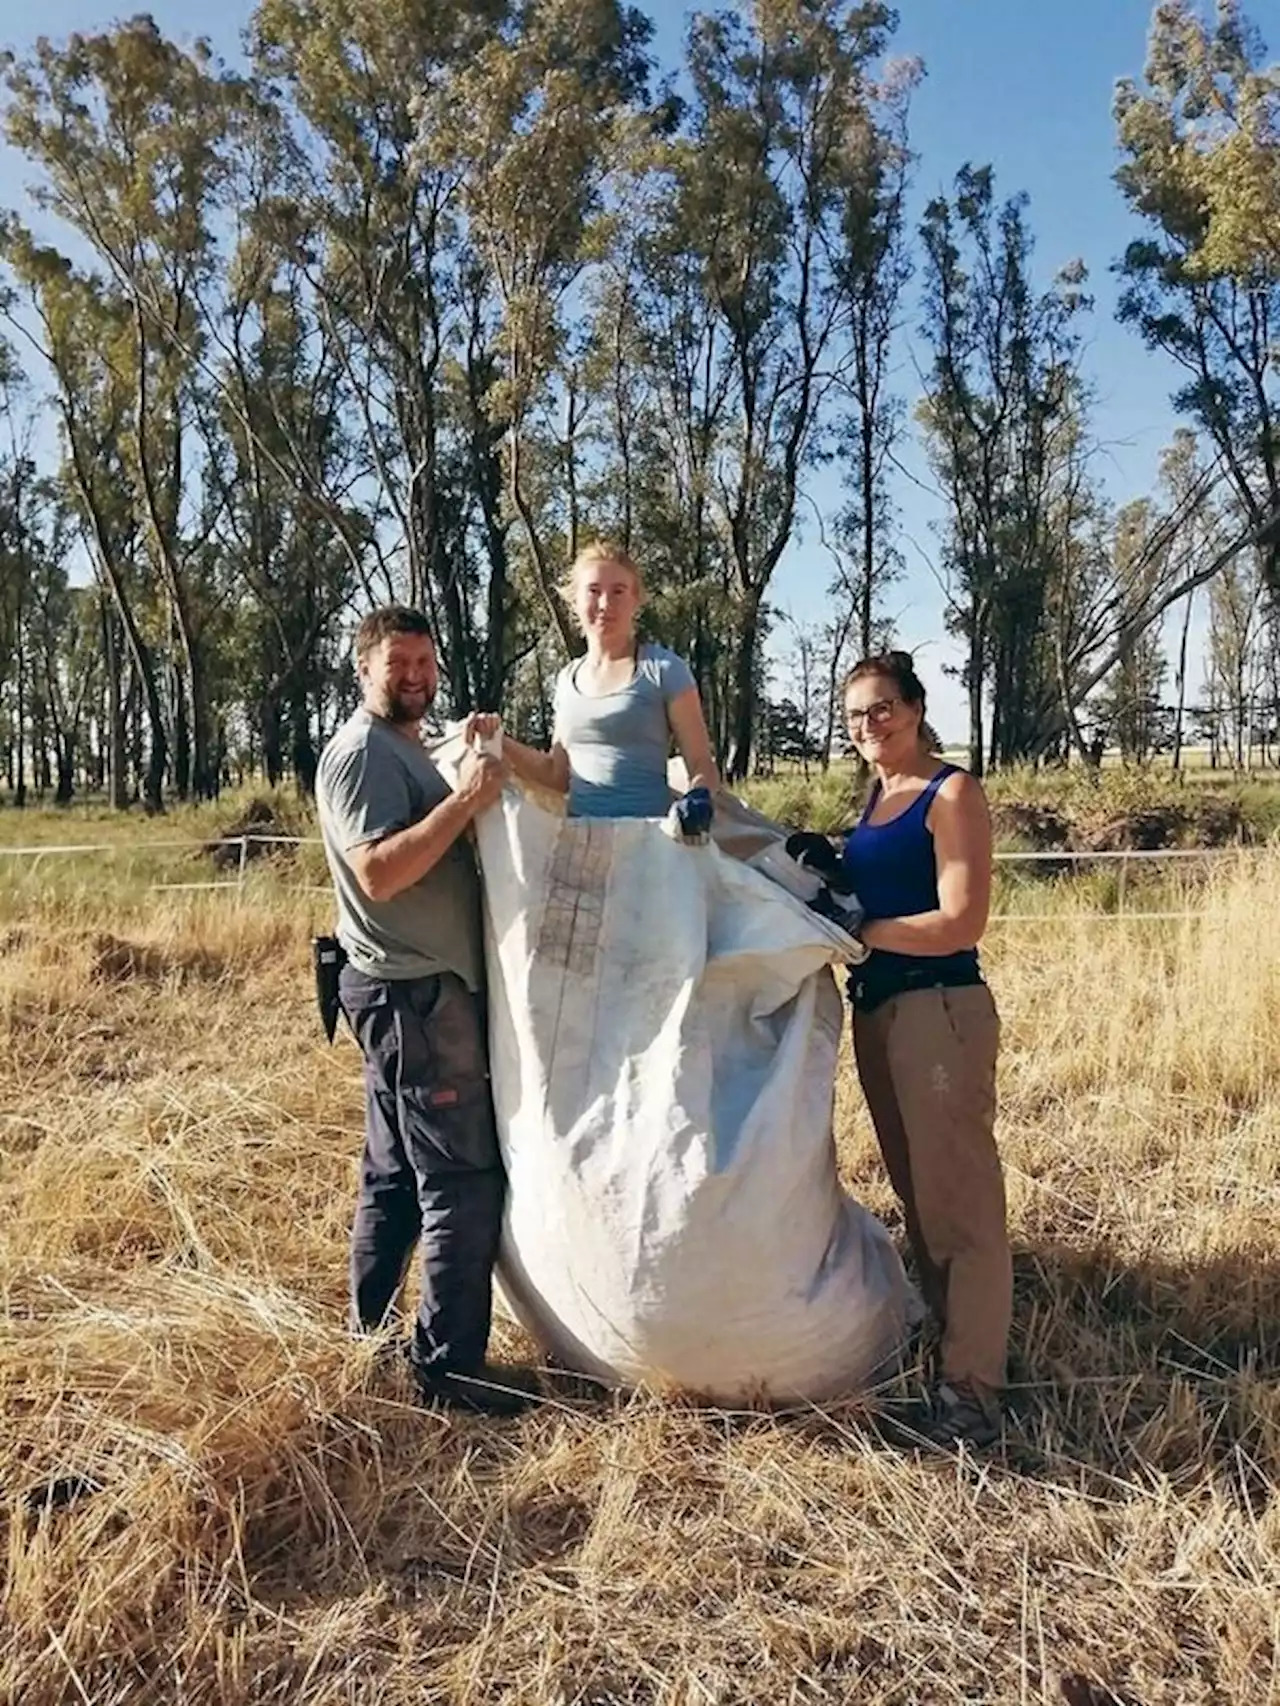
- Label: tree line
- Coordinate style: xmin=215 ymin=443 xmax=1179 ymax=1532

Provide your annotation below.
xmin=0 ymin=0 xmax=1276 ymax=808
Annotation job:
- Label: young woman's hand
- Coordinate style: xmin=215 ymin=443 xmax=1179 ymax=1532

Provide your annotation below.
xmin=464 ymin=712 xmax=503 ymax=746
xmin=674 ymin=786 xmax=714 ymax=841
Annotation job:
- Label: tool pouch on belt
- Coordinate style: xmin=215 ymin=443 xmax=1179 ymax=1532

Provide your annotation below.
xmin=312 ymin=935 xmax=348 ymax=1043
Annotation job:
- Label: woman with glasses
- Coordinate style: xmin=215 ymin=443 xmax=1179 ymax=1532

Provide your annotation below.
xmin=837 ymin=651 xmax=1011 ymax=1448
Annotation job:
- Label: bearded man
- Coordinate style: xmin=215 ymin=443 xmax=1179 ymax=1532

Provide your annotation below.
xmin=316 ymin=605 xmax=528 ymax=1415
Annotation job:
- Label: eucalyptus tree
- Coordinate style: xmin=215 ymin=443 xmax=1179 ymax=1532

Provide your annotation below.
xmin=1207 ymin=537 xmax=1266 ymax=765
xmin=252 ymin=0 xmax=514 ymax=711
xmin=208 ymin=178 xmax=365 ymax=789
xmin=1115 ymin=1 xmax=1279 ymax=578
xmin=1094 ymin=501 xmax=1171 ymax=763
xmin=414 ymin=0 xmax=656 ymax=669
xmin=917 ymin=164 xmax=1090 ymax=773
xmin=611 ymin=0 xmax=901 ymax=779
xmin=2 ymin=20 xmax=249 ymax=798
xmin=0 ymin=344 xmax=35 ymax=804
xmin=833 ymin=53 xmax=919 ymax=669
xmin=0 ymin=238 xmax=171 ymax=809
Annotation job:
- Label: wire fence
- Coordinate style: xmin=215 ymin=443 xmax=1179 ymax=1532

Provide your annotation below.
xmin=0 ymin=834 xmax=1269 ymax=921
xmin=988 ymin=845 xmax=1264 ymax=921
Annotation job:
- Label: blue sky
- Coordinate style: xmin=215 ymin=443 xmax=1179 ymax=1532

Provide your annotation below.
xmin=0 ymin=0 xmax=1193 ymax=739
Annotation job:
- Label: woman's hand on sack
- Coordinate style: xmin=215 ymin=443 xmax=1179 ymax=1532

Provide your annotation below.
xmin=464 ymin=711 xmax=503 ymax=746
xmin=674 ymin=786 xmax=714 ymax=841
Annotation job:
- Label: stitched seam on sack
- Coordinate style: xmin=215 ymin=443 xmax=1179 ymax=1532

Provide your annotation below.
xmin=542 ymin=824 xmax=580 ymax=1075
xmin=536 ymin=820 xmax=609 ymax=1104
xmin=537 ymin=821 xmax=607 ymax=976
xmin=579 ymin=820 xmax=608 ymax=1088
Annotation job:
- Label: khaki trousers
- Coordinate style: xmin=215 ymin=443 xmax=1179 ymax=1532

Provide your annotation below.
xmin=853 ymin=983 xmax=1011 ymax=1397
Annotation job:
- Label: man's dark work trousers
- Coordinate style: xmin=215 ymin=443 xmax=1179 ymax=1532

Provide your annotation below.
xmin=339 ymin=964 xmax=504 ymax=1377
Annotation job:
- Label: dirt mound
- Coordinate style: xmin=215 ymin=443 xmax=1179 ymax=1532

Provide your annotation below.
xmin=1079 ymin=807 xmax=1192 ymax=852
xmin=204 ymin=797 xmax=301 ymax=872
xmin=1192 ymin=797 xmax=1252 ymax=846
xmin=990 ymin=802 xmax=1073 ymax=852
xmin=994 ymin=794 xmax=1252 ymax=855
xmin=1077 ymin=798 xmax=1251 ymax=853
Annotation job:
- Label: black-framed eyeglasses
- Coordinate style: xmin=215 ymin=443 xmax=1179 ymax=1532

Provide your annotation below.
xmin=846 ymin=696 xmax=900 ymax=729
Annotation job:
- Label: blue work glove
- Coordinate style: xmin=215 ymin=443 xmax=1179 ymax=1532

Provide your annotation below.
xmin=674 ymin=785 xmax=715 ymax=842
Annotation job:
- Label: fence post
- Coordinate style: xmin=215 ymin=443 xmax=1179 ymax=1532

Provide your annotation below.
xmin=237 ymin=836 xmax=248 ymax=890
xmin=1117 ymin=852 xmax=1128 ymax=916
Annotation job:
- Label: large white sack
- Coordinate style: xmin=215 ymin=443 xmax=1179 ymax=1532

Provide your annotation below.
xmin=469 ymin=787 xmax=917 ymax=1404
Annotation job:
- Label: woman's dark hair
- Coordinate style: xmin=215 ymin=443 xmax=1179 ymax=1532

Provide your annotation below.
xmin=843 ymin=650 xmax=943 ymax=753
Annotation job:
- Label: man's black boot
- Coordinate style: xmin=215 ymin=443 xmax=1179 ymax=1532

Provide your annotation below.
xmin=414 ymin=1363 xmax=537 ymax=1417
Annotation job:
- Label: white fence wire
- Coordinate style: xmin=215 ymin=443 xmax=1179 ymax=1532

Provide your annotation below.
xmin=0 ymin=834 xmax=1269 ymax=921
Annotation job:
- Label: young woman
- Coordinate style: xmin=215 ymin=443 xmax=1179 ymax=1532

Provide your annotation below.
xmin=467 ymin=543 xmax=719 ymax=830
xmin=838 ymin=651 xmax=1011 ymax=1447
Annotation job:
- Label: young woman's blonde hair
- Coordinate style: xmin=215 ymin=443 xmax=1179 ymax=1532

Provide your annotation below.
xmin=564 ymin=541 xmax=646 ymax=601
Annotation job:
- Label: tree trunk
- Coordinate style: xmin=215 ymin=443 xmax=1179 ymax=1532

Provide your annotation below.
xmin=725 ymin=591 xmax=763 ymax=783
xmin=509 ymin=426 xmax=577 ymax=657
xmin=1235 ymin=663 xmax=1246 ymax=768
xmin=1053 ymin=628 xmax=1093 ymax=767
xmin=860 ymin=425 xmax=875 ymax=662
xmin=80 ymin=527 xmax=165 ymax=809
xmin=35 ymin=709 xmax=52 ymax=794
xmin=54 ymin=735 xmax=75 ymax=805
xmin=13 ymin=602 xmax=26 ymax=809
xmin=124 ymin=666 xmax=142 ymax=802
xmin=127 ymin=663 xmax=163 ymax=813
xmin=172 ymin=660 xmax=191 ymax=800
xmin=967 ymin=611 xmax=986 ymax=779
xmin=261 ymin=696 xmax=284 ymax=789
xmin=102 ymin=596 xmax=129 ymax=811
xmin=438 ymin=541 xmax=473 ymax=716
xmin=190 ymin=642 xmax=216 ymax=800
xmin=289 ymin=683 xmax=318 ymax=796
xmin=1171 ymin=589 xmax=1194 ymax=772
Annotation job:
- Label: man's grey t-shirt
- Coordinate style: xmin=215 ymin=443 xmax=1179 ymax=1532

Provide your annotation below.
xmin=316 ymin=709 xmax=484 ymax=989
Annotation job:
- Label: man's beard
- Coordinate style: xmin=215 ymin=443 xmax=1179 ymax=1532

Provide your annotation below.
xmin=382 ymin=688 xmax=430 ymax=724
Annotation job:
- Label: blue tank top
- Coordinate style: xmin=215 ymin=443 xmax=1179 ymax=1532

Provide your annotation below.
xmin=839 ymin=764 xmax=980 ymax=1005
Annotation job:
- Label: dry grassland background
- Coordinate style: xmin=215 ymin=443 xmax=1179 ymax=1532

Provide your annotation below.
xmin=1 ymin=804 xmax=1278 ymax=1705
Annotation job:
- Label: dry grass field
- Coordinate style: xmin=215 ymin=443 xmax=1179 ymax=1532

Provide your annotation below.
xmin=2 ymin=813 xmax=1279 ymax=1705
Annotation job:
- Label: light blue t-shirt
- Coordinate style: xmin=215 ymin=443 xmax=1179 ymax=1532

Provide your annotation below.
xmin=552 ymin=643 xmax=697 ymax=818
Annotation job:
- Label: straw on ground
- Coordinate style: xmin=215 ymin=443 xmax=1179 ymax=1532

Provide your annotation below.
xmin=1 ymin=840 xmax=1278 ymax=1704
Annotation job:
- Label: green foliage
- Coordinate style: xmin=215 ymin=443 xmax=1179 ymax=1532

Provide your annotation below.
xmin=916 ymin=164 xmax=1093 ymax=775
xmin=1113 ymin=1 xmax=1280 ymax=566
xmin=0 ymin=0 xmax=1276 ymax=812
xmin=738 ymin=757 xmax=1280 ymax=848
xmin=739 ymin=762 xmax=864 ymax=833
xmin=986 ymin=762 xmax=1280 ymax=851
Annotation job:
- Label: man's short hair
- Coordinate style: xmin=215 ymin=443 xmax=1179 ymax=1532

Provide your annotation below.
xmin=355 ymin=606 xmax=434 ymax=664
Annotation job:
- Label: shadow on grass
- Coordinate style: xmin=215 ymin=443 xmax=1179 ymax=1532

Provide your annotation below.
xmin=779 ymin=1237 xmax=1279 ymax=1511
xmin=1003 ymin=1240 xmax=1278 ymax=1502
